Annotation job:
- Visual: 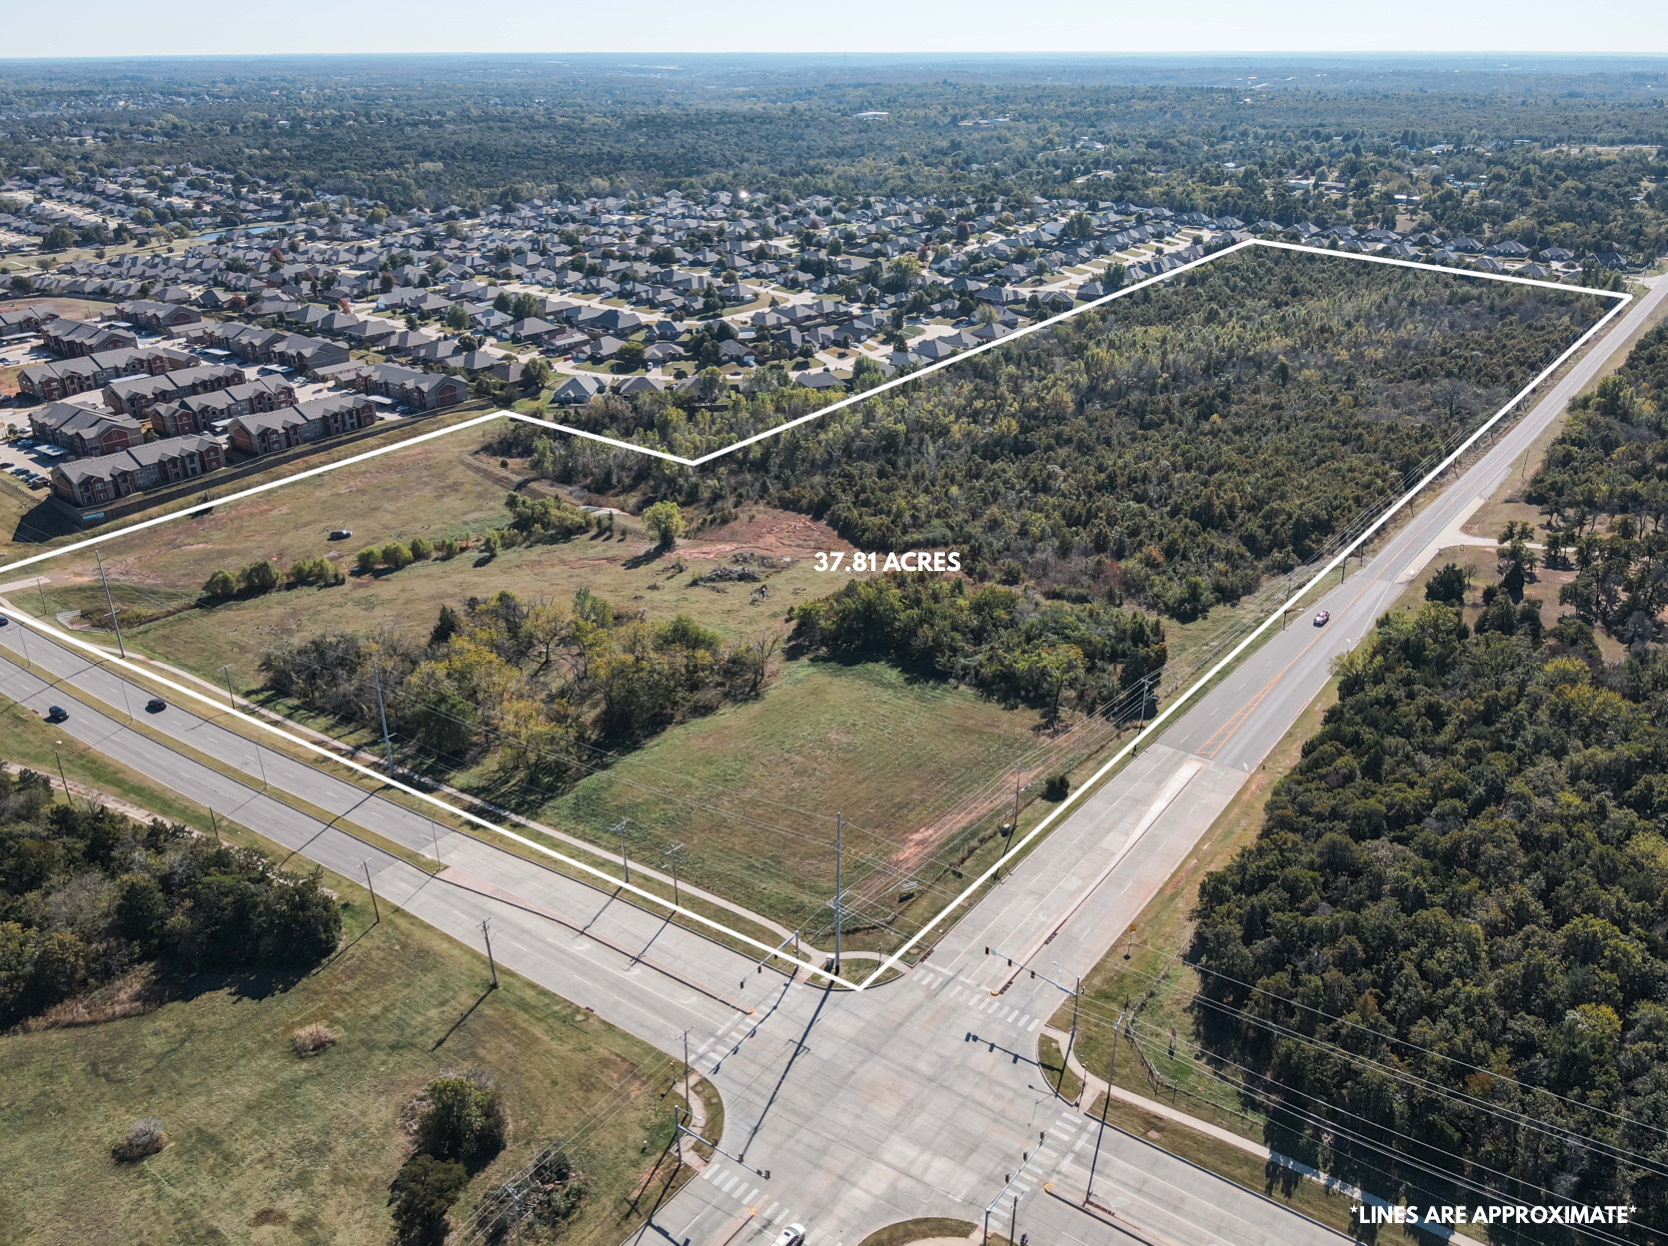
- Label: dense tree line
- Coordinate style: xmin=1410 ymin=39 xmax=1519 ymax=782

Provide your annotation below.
xmin=260 ymin=588 xmax=776 ymax=791
xmin=535 ymin=251 xmax=1606 ymax=620
xmin=789 ymin=572 xmax=1166 ymax=723
xmin=1188 ymin=602 xmax=1668 ymax=1234
xmin=1528 ymin=325 xmax=1668 ymax=647
xmin=0 ymin=765 xmax=340 ymax=1027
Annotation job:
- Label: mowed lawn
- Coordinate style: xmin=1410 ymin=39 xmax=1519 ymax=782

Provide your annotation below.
xmin=0 ymin=894 xmax=687 ymax=1246
xmin=531 ymin=659 xmax=1046 ymax=926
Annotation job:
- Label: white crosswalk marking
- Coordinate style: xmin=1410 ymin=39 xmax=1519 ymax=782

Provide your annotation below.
xmin=719 ymin=1173 xmax=738 ymax=1193
xmin=1028 ymin=1017 xmax=1041 ymax=1032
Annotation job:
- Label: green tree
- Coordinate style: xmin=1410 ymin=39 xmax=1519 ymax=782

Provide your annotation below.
xmin=202 ymin=568 xmax=238 ymax=599
xmin=238 ymin=559 xmax=280 ymax=595
xmin=387 ymin=1154 xmax=469 ymax=1246
xmin=354 ymin=548 xmax=380 ymax=574
xmin=380 ymin=542 xmax=412 ymax=570
xmin=642 ymin=500 xmax=686 ymax=548
xmin=416 ymin=1075 xmax=506 ymax=1165
xmin=1424 ymin=562 xmax=1469 ymax=606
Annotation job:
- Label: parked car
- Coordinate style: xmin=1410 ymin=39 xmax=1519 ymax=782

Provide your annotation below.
xmin=328 ymin=528 xmax=353 ymax=540
xmin=1313 ymin=609 xmax=1331 ymax=627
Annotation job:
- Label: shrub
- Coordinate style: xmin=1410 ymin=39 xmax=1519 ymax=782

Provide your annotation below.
xmin=388 ymin=1154 xmax=469 ymax=1246
xmin=408 ymin=536 xmax=434 ymax=560
xmin=1043 ymin=773 xmax=1070 ymax=801
xmin=292 ymin=1022 xmax=339 ymax=1056
xmin=415 ymin=1074 xmax=506 ymax=1166
xmin=112 ymin=1116 xmax=166 ymax=1162
xmin=201 ymin=568 xmax=238 ymax=599
xmin=238 ymin=559 xmax=280 ymax=595
xmin=436 ymin=537 xmax=460 ymax=559
xmin=287 ymin=556 xmax=345 ymax=588
xmin=381 ymin=542 xmax=413 ymax=570
xmin=355 ymin=548 xmax=380 ymax=574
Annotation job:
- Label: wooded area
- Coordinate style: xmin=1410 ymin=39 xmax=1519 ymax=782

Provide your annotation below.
xmin=537 ymin=250 xmax=1605 ymax=619
xmin=2 ymin=58 xmax=1664 ymax=256
xmin=0 ymin=765 xmax=340 ymax=1028
xmin=1528 ymin=323 xmax=1668 ymax=646
xmin=259 ymin=587 xmax=776 ymax=793
xmin=1189 ymin=575 xmax=1668 ymax=1229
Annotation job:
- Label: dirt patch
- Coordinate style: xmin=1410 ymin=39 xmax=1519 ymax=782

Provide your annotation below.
xmin=695 ymin=508 xmax=853 ymax=558
xmin=250 ymin=1209 xmax=291 ymax=1227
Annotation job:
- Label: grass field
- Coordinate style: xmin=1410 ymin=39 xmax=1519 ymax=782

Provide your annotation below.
xmin=15 ymin=423 xmax=851 ymax=692
xmin=0 ymin=720 xmax=704 ymax=1246
xmin=523 ymin=658 xmax=1048 ymax=934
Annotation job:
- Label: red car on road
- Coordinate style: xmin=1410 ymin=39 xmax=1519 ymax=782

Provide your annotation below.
xmin=1314 ymin=610 xmax=1331 ymax=627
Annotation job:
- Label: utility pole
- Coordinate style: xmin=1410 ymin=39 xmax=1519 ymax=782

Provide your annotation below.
xmin=220 ymin=663 xmax=237 ymax=710
xmin=834 ymin=811 xmax=843 ymax=978
xmin=209 ymin=807 xmax=221 ymax=842
xmin=430 ymin=819 xmax=442 ymax=866
xmin=1009 ymin=1195 xmax=1018 ymax=1246
xmin=363 ymin=860 xmax=380 ymax=923
xmin=95 ymin=550 xmax=126 ymax=658
xmin=53 ymin=743 xmax=72 ymax=805
xmin=683 ymin=1028 xmax=691 ymax=1097
xmin=371 ymin=660 xmax=394 ymax=771
xmin=1086 ymin=1020 xmax=1120 ymax=1206
xmin=482 ymin=919 xmax=499 ymax=988
xmin=612 ymin=819 xmax=630 ymax=884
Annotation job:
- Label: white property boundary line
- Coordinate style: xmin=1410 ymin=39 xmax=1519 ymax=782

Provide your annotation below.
xmin=0 ymin=243 xmax=1632 ymax=993
xmin=0 ymin=240 xmax=1615 ymax=581
xmin=856 ymin=274 xmax=1634 ymax=988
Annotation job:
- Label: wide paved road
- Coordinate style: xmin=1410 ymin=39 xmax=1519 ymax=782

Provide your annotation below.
xmin=2 ymin=271 xmax=1662 ymax=1246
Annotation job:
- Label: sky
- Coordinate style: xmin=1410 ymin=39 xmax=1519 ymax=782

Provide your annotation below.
xmin=5 ymin=0 xmax=1668 ymax=60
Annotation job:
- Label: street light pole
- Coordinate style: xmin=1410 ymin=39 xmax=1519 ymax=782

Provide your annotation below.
xmin=834 ymin=811 xmax=843 ymax=977
xmin=612 ymin=818 xmax=630 ymax=883
xmin=482 ymin=918 xmax=499 ymax=989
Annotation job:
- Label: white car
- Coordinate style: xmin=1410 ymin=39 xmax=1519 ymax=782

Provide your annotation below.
xmin=773 ymin=1226 xmax=806 ymax=1246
